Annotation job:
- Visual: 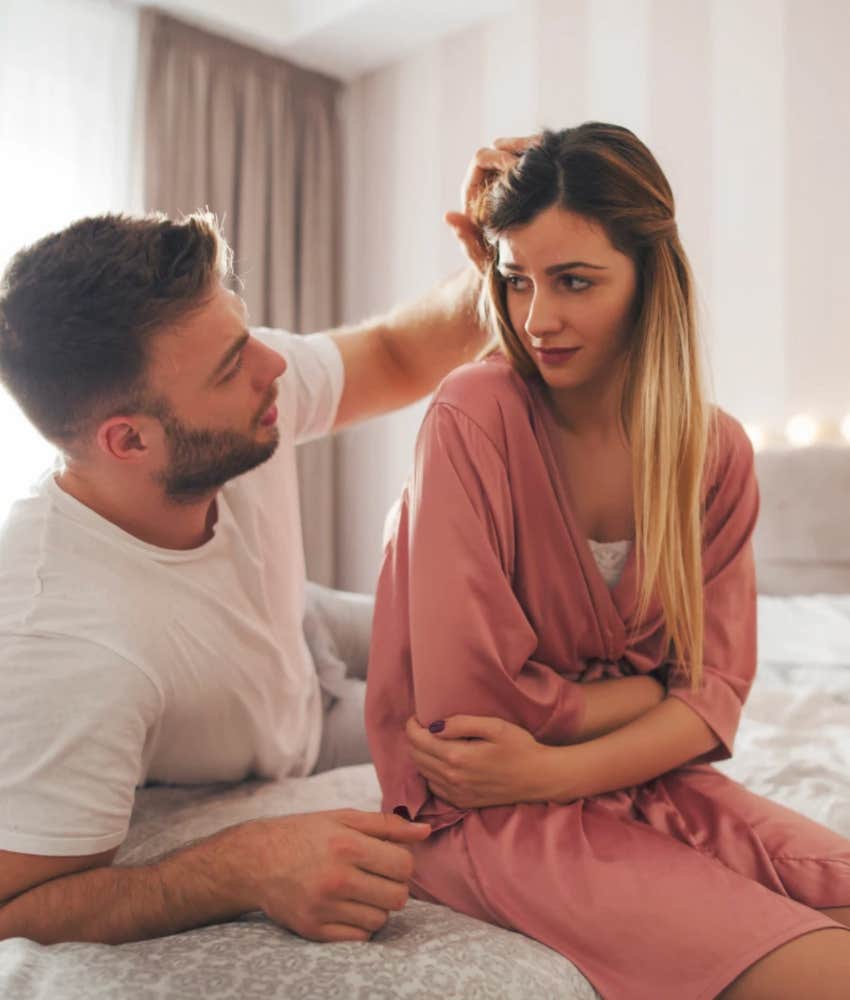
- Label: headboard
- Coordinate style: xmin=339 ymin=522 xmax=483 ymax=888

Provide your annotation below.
xmin=753 ymin=446 xmax=850 ymax=595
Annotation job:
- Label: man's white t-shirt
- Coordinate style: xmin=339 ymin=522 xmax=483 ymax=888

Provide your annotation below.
xmin=0 ymin=329 xmax=344 ymax=857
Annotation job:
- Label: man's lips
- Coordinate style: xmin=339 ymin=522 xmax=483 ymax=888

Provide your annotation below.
xmin=259 ymin=403 xmax=278 ymax=427
xmin=257 ymin=393 xmax=278 ymax=426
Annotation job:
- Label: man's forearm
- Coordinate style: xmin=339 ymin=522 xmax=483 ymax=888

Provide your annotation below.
xmin=0 ymin=823 xmax=248 ymax=945
xmin=331 ymin=268 xmax=488 ymax=428
xmin=378 ymin=267 xmax=486 ymax=398
xmin=541 ymin=697 xmax=720 ymax=803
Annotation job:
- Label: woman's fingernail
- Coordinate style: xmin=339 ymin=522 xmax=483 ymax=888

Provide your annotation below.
xmin=428 ymin=720 xmax=445 ymax=734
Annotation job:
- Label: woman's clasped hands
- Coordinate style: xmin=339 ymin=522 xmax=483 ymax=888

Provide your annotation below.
xmin=405 ymin=714 xmax=561 ymax=809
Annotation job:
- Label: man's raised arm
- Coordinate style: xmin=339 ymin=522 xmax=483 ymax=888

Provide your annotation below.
xmin=330 ymin=268 xmax=487 ymax=429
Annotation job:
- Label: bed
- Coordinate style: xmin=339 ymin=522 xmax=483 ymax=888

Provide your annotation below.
xmin=1 ymin=446 xmax=848 ymax=1000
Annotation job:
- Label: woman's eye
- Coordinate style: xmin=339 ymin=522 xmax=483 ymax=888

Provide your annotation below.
xmin=562 ymin=274 xmax=592 ymax=292
xmin=504 ymin=274 xmax=529 ymax=291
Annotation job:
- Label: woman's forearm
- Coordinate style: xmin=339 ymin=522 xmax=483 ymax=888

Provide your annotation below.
xmin=571 ymin=674 xmax=665 ymax=742
xmin=539 ymin=696 xmax=720 ymax=802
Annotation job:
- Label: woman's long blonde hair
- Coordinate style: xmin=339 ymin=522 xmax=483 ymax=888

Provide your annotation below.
xmin=478 ymin=124 xmax=711 ymax=689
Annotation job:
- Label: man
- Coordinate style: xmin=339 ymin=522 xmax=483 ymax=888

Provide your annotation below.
xmin=0 ymin=209 xmax=486 ymax=946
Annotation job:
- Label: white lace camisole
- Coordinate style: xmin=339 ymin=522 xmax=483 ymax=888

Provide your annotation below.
xmin=588 ymin=538 xmax=632 ymax=589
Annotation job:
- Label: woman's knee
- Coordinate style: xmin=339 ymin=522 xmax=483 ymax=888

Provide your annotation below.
xmin=821 ymin=905 xmax=850 ymax=928
xmin=718 ymin=928 xmax=850 ymax=1000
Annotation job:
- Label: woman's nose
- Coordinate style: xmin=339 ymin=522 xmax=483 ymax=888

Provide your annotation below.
xmin=524 ymin=290 xmax=563 ymax=341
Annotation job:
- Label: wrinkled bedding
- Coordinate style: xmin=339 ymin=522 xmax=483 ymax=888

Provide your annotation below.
xmin=1 ymin=598 xmax=848 ymax=1000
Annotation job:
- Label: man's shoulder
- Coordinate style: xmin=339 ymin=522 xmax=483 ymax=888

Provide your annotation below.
xmin=250 ymin=326 xmax=298 ymax=352
xmin=251 ymin=327 xmax=341 ymax=371
xmin=0 ymin=487 xmax=170 ymax=666
xmin=251 ymin=327 xmax=343 ymax=444
xmin=0 ymin=487 xmax=56 ymax=615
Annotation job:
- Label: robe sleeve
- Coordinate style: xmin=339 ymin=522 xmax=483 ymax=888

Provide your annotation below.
xmin=406 ymin=401 xmax=587 ymax=743
xmin=667 ymin=416 xmax=759 ymax=760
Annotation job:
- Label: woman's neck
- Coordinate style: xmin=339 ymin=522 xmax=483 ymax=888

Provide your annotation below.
xmin=545 ymin=362 xmax=628 ymax=441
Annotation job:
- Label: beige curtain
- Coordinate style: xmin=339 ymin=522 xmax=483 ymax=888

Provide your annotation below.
xmin=140 ymin=10 xmax=341 ymax=586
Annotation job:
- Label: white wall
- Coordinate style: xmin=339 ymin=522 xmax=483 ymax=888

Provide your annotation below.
xmin=0 ymin=0 xmax=139 ymax=522
xmin=336 ymin=0 xmax=850 ymax=593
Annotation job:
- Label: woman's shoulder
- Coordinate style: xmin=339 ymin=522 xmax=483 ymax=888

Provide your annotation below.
xmin=709 ymin=408 xmax=754 ymax=465
xmin=704 ymin=407 xmax=757 ymax=504
xmin=430 ymin=352 xmax=534 ymax=432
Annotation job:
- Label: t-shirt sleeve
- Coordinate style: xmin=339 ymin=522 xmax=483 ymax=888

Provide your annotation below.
xmin=667 ymin=416 xmax=760 ymax=760
xmin=252 ymin=328 xmax=344 ymax=444
xmin=0 ymin=634 xmax=161 ymax=856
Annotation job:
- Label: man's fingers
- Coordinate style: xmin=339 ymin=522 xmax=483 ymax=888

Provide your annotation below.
xmin=492 ymin=134 xmax=540 ymax=153
xmin=472 ymin=147 xmax=517 ymax=173
xmin=316 ymin=922 xmax=372 ymax=943
xmin=322 ymin=898 xmax=392 ymax=934
xmin=347 ymin=829 xmax=419 ymax=883
xmin=444 ymin=210 xmax=469 ymax=229
xmin=339 ymin=809 xmax=430 ymax=843
xmin=342 ymin=866 xmax=411 ymax=913
xmin=443 ymin=212 xmax=491 ymax=271
xmin=463 ymin=150 xmax=516 ymax=212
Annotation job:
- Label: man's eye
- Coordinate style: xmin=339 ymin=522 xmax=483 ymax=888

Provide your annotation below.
xmin=220 ymin=355 xmax=244 ymax=383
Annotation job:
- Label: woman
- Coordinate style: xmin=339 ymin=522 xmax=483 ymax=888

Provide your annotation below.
xmin=365 ymin=124 xmax=850 ymax=999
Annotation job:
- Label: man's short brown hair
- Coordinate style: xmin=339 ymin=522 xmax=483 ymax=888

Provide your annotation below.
xmin=0 ymin=211 xmax=232 ymax=447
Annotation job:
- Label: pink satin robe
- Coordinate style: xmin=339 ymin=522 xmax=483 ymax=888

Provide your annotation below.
xmin=365 ymin=356 xmax=850 ymax=1000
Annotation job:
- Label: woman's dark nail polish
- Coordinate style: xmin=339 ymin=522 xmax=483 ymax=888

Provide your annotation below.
xmin=429 ymin=720 xmax=445 ymax=734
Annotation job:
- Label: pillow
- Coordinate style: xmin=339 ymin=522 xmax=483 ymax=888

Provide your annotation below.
xmin=303 ymin=582 xmax=374 ymax=708
xmin=753 ymin=447 xmax=850 ymax=595
xmin=757 ymin=593 xmax=850 ymax=665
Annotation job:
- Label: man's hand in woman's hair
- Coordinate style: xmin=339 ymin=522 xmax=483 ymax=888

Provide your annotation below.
xmin=405 ymin=713 xmax=556 ymax=809
xmin=444 ymin=135 xmax=540 ymax=273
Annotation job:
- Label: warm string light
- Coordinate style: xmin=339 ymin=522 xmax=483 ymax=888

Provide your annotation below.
xmin=742 ymin=415 xmax=850 ymax=451
xmin=785 ymin=414 xmax=820 ymax=448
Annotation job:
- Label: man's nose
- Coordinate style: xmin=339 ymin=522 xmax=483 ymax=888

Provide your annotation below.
xmin=254 ymin=343 xmax=287 ymax=389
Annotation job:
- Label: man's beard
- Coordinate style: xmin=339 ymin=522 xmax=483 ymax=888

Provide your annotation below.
xmin=157 ymin=410 xmax=279 ymax=503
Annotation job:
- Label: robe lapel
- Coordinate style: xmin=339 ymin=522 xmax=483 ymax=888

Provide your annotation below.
xmin=526 ymin=379 xmax=632 ymax=662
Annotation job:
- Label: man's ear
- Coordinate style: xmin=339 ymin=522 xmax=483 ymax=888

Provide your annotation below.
xmin=95 ymin=415 xmax=156 ymax=462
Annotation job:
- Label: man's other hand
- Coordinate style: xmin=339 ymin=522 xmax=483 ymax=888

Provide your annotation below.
xmin=232 ymin=809 xmax=431 ymax=943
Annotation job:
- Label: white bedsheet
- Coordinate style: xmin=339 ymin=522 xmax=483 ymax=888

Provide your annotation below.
xmin=757 ymin=594 xmax=850 ymax=666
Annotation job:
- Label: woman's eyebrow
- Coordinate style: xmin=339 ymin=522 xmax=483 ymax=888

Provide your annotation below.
xmin=499 ymin=261 xmax=608 ymax=273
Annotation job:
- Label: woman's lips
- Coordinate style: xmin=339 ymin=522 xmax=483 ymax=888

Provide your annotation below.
xmin=533 ymin=346 xmax=581 ymax=365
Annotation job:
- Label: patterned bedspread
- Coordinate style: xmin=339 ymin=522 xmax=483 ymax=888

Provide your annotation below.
xmin=2 ymin=606 xmax=848 ymax=1000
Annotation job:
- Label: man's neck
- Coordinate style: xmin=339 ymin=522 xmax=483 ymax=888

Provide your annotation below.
xmin=55 ymin=465 xmax=217 ymax=550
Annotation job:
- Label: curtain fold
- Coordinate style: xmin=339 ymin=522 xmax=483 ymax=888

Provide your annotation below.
xmin=141 ymin=10 xmax=341 ymax=586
